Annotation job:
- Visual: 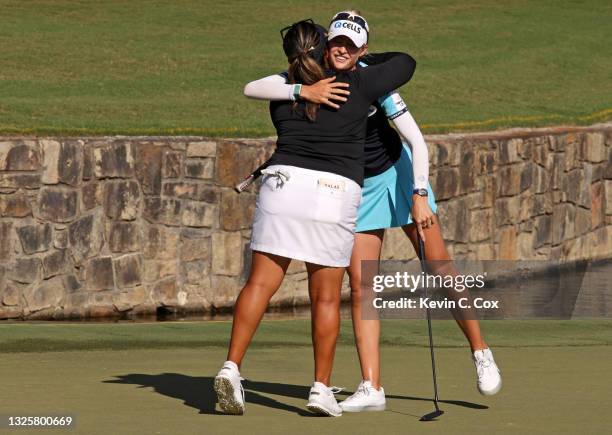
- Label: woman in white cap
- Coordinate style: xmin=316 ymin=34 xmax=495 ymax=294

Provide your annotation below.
xmin=214 ymin=19 xmax=416 ymax=417
xmin=243 ymin=10 xmax=502 ymax=413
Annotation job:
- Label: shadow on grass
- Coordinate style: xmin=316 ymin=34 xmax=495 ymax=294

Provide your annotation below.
xmin=105 ymin=374 xmax=488 ymax=416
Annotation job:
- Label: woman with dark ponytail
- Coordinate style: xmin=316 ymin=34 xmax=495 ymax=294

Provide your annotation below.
xmin=214 ymin=19 xmax=416 ymax=417
xmin=244 ymin=10 xmax=502 ymax=413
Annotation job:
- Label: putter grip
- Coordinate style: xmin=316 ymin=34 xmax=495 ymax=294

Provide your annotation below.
xmin=234 ymin=174 xmax=256 ymax=193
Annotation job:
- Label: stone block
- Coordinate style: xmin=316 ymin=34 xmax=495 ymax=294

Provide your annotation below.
xmin=41 ymin=139 xmax=60 ymax=184
xmin=8 ymin=257 xmax=42 ymax=284
xmin=4 ymin=143 xmax=40 ymax=171
xmin=212 ymin=232 xmax=242 ymax=276
xmin=585 ymin=133 xmax=605 ymax=162
xmin=68 ymin=213 xmax=105 ymax=265
xmin=114 ymin=253 xmax=143 ymax=288
xmin=143 ymin=259 xmax=177 ymax=282
xmin=433 ymin=167 xmax=460 ymax=201
xmin=495 ymin=196 xmax=520 ymax=226
xmin=93 ymin=142 xmax=135 ymax=178
xmin=185 ymin=158 xmax=215 ymax=179
xmin=220 ymin=189 xmax=255 ymax=231
xmin=85 ymin=257 xmax=115 ymax=291
xmin=82 ymin=144 xmax=93 ymax=181
xmin=142 ymin=225 xmax=179 ymax=260
xmin=104 ymin=180 xmax=140 ymax=220
xmin=82 ymin=182 xmax=103 ymax=210
xmin=574 ymin=207 xmax=591 ymax=237
xmin=163 ymin=150 xmax=183 ymax=178
xmin=533 ymin=193 xmax=553 ymax=216
xmin=23 ymin=275 xmax=64 ymax=312
xmin=430 ymin=142 xmax=448 ymax=167
xmin=179 ymin=236 xmax=211 ymax=262
xmin=478 ymin=151 xmax=495 ymax=174
xmin=605 ymin=180 xmax=612 ymax=215
xmin=187 ymin=141 xmax=216 ymax=158
xmin=551 ymin=203 xmax=575 ymax=246
xmin=498 ymin=226 xmax=517 ymax=260
xmin=566 ymin=168 xmax=590 ymax=207
xmin=143 ymin=196 xmax=182 ymax=226
xmin=533 ymin=165 xmax=549 ymax=194
xmin=216 ymin=141 xmax=272 ymax=188
xmin=517 ymin=231 xmax=535 ymax=260
xmin=497 ymin=164 xmax=522 ymax=197
xmin=162 ymin=181 xmax=219 ymax=203
xmin=499 ymin=138 xmax=521 ymax=164
xmin=57 ymin=140 xmax=83 ymax=186
xmin=0 ymin=221 xmax=13 ymax=261
xmin=518 ymin=137 xmax=533 ymax=159
xmin=112 ymin=285 xmax=146 ymax=311
xmin=210 ymin=275 xmax=240 ymax=308
xmin=151 ymin=276 xmax=178 ymax=305
xmin=63 ymin=274 xmax=81 ymax=294
xmin=520 ymin=162 xmax=533 ymax=192
xmin=108 ymin=221 xmax=141 ymax=253
xmin=181 ymin=259 xmax=209 ymax=285
xmin=134 ymin=143 xmax=163 ymax=194
xmin=0 ymin=193 xmax=32 ymax=217
xmin=182 ymin=201 xmax=216 ymax=228
xmin=551 ymin=153 xmax=565 ymax=190
xmin=459 ymin=149 xmax=477 ymax=193
xmin=469 ymin=209 xmax=492 ymax=242
xmin=0 ymin=173 xmax=41 ymax=189
xmin=436 ymin=197 xmax=469 ymax=243
xmin=38 ymin=187 xmax=78 ymax=222
xmin=2 ymin=280 xmax=21 ymax=306
xmin=54 ymin=228 xmax=68 ymax=249
xmin=534 ymin=214 xmax=552 ymax=248
xmin=590 ymin=182 xmax=604 ymax=229
xmin=42 ymin=249 xmax=67 ymax=279
xmin=17 ymin=223 xmax=52 ymax=254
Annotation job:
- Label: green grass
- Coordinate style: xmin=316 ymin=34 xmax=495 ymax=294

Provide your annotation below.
xmin=1 ymin=0 xmax=610 ymax=136
xmin=1 ymin=319 xmax=610 ymax=353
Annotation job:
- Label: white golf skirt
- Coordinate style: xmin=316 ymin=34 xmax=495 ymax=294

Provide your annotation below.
xmin=250 ymin=165 xmax=362 ymax=267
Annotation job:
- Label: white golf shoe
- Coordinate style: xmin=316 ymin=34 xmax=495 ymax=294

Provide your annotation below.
xmin=214 ymin=360 xmax=245 ymax=414
xmin=473 ymin=348 xmax=502 ymax=395
xmin=306 ymin=382 xmax=343 ymax=417
xmin=340 ymin=380 xmax=386 ymax=412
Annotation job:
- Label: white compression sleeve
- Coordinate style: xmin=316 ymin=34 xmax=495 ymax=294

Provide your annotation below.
xmin=392 ymin=109 xmax=430 ymax=190
xmin=243 ymin=74 xmax=293 ymax=101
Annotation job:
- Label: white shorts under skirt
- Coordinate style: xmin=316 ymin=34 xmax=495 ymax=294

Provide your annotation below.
xmin=250 ymin=165 xmax=362 ymax=267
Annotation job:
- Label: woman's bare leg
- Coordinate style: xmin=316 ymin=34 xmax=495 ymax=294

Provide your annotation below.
xmin=226 ymin=251 xmax=291 ymax=367
xmin=346 ymin=230 xmax=385 ymax=389
xmin=306 ymin=263 xmax=345 ymax=386
xmin=402 ymin=215 xmax=488 ymax=352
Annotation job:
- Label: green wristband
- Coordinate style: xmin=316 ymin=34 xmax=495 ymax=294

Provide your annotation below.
xmin=292 ymin=84 xmax=302 ymax=101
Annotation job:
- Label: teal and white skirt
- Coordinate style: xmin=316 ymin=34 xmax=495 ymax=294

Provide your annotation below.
xmin=355 ymin=144 xmax=438 ymax=233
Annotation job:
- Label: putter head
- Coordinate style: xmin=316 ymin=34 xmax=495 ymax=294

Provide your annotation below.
xmin=419 ymin=409 xmax=444 ymax=421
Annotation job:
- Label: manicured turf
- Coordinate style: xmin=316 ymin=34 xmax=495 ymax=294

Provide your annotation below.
xmin=1 ymin=319 xmax=611 ymax=353
xmin=1 ymin=320 xmax=611 ymax=433
xmin=1 ymin=0 xmax=610 ymax=136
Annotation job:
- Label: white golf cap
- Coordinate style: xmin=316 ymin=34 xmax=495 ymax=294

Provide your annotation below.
xmin=328 ymin=12 xmax=369 ymax=48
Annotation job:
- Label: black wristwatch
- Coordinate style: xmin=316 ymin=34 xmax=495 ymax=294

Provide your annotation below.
xmin=413 ymin=188 xmax=428 ymax=197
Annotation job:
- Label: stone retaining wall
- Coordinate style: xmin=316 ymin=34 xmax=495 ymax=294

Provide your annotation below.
xmin=1 ymin=124 xmax=611 ymax=319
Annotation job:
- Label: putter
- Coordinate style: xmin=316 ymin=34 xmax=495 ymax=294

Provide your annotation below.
xmin=417 ymin=234 xmax=444 ymax=421
xmin=234 ymin=160 xmax=270 ymax=193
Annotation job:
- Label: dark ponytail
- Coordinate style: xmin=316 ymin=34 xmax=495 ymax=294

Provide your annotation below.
xmin=282 ymin=21 xmax=326 ymax=121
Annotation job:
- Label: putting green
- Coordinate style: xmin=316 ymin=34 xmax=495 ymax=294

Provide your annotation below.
xmin=1 ymin=320 xmax=611 ymax=434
